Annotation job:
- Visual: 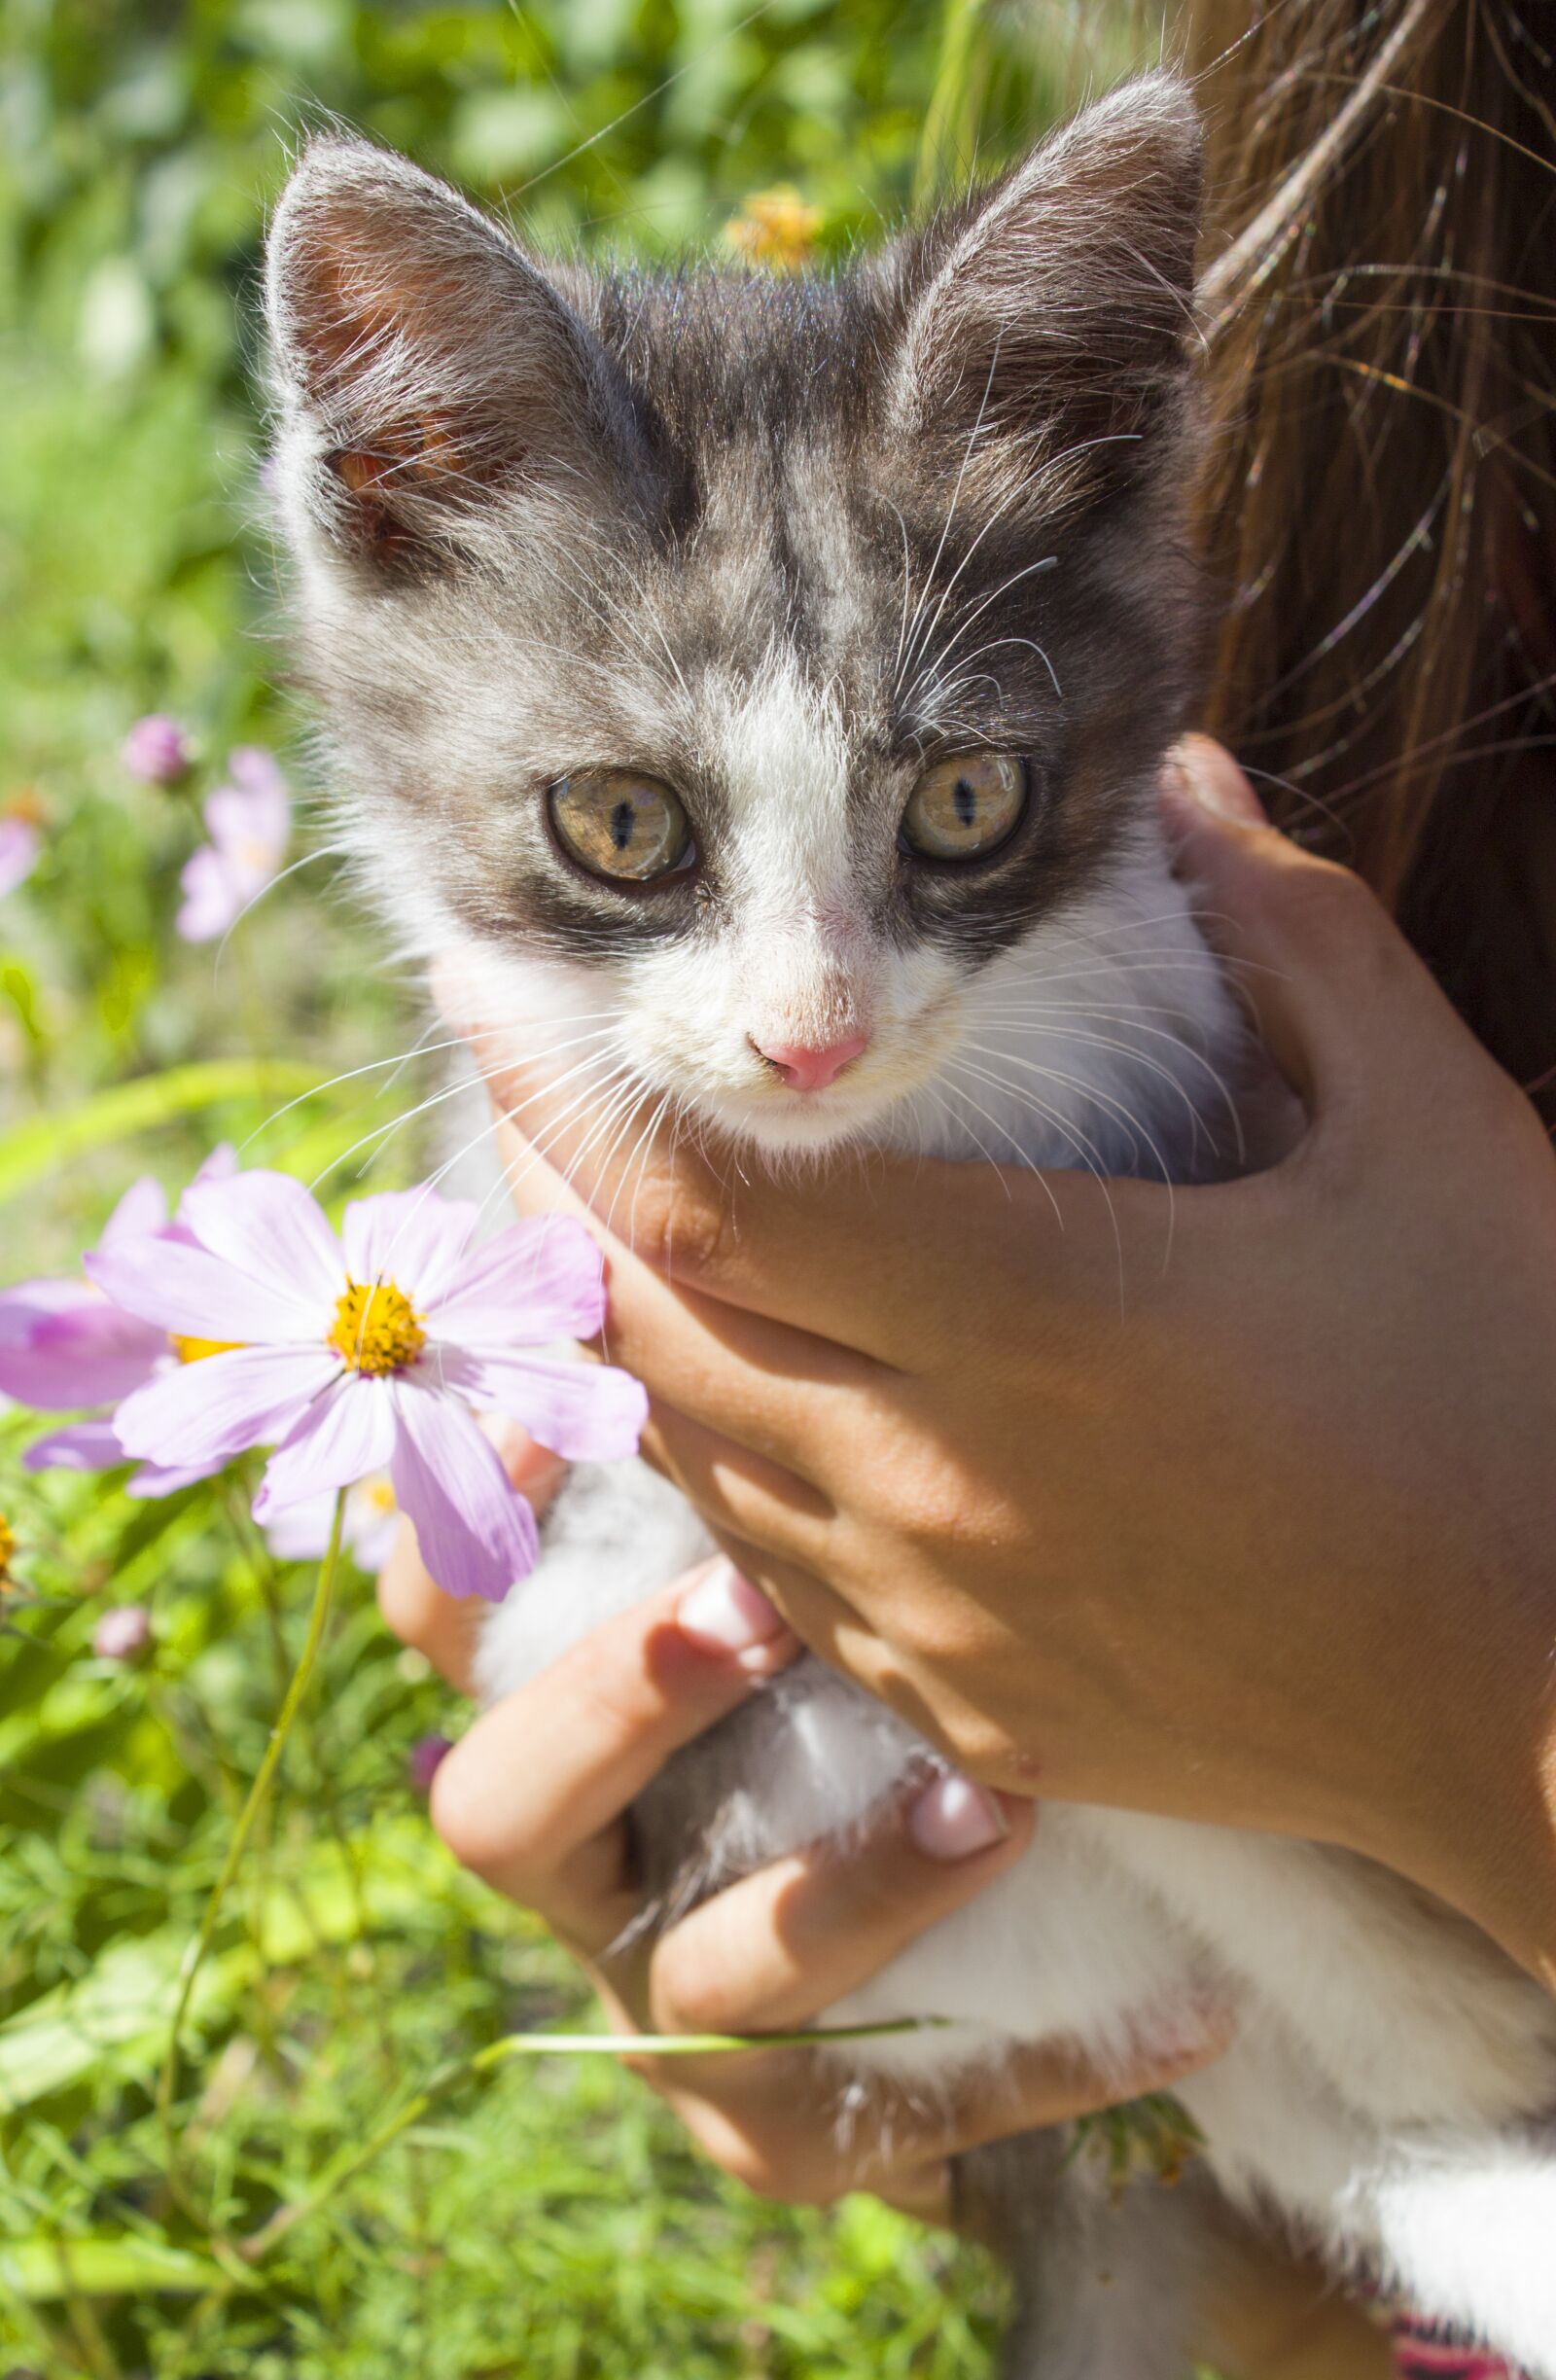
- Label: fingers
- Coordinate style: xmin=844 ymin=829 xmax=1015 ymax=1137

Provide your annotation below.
xmin=649 ymin=2009 xmax=1233 ymax=2212
xmin=644 ymin=1775 xmax=1034 ymax=2037
xmin=430 ymin=1560 xmax=800 ymax=1952
xmin=637 ymin=1406 xmax=835 ymax=1567
xmin=377 ymin=1430 xmax=564 ymax=1690
xmin=1162 ymin=735 xmax=1471 ymax=1124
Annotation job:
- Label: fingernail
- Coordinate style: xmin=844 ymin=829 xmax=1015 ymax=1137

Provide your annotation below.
xmin=677 ymin=1561 xmax=785 ymax=1656
xmin=908 ymin=1772 xmax=1008 ymax=1861
xmin=1165 ymin=738 xmax=1267 ymax=828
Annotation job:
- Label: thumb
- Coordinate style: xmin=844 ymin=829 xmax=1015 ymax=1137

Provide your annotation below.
xmin=1161 ymin=734 xmax=1424 ymax=1117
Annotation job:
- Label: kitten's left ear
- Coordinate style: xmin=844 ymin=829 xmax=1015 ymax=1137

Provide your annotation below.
xmin=885 ymin=73 xmax=1204 ymax=516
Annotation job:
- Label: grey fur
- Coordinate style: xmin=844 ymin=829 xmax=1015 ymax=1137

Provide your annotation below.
xmin=264 ymin=77 xmax=1210 ymax=992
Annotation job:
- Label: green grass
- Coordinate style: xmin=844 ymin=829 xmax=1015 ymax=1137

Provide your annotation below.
xmin=0 ymin=3 xmax=1161 ymax=2371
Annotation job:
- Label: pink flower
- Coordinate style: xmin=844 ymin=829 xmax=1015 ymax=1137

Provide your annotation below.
xmin=89 ymin=1175 xmax=645 ymax=1603
xmin=176 ymin=748 xmax=290 ymax=941
xmin=263 ymin=1471 xmax=401 ymax=1571
xmin=0 ymin=1156 xmax=236 ymax=1498
xmin=93 ymin=1605 xmax=152 ymax=1663
xmin=408 ymin=1733 xmax=452 ymax=1793
xmin=0 ymin=816 xmax=38 ymax=899
xmin=121 ymin=715 xmax=192 ymax=786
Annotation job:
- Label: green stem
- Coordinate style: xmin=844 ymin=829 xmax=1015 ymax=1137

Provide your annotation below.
xmin=157 ymin=1490 xmax=347 ymax=2191
xmin=913 ymin=0 xmax=990 ymax=208
xmin=239 ymin=2016 xmax=948 ymax=2264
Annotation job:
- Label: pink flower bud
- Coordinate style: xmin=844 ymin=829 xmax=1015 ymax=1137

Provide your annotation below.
xmin=93 ymin=1605 xmax=152 ymax=1663
xmin=121 ymin=715 xmax=191 ymax=785
xmin=408 ymin=1733 xmax=452 ymax=1793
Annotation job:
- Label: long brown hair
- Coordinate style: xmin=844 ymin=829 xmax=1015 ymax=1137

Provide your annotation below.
xmin=1185 ymin=0 xmax=1556 ymax=1104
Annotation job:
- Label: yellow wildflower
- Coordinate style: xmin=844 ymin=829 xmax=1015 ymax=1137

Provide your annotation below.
xmin=724 ymin=187 xmax=823 ymax=272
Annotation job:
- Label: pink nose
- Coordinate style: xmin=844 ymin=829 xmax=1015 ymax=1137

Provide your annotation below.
xmin=753 ymin=1033 xmax=868 ymax=1092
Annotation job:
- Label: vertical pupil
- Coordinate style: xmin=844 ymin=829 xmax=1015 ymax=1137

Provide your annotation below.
xmin=953 ymin=775 xmax=977 ymax=828
xmin=610 ymin=799 xmax=637 ymax=850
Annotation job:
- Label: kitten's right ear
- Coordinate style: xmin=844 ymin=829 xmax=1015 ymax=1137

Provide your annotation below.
xmin=265 ymin=138 xmax=632 ymax=570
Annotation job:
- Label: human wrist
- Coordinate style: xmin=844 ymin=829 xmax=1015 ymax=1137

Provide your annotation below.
xmin=1381 ymin=1577 xmax=1556 ymax=1993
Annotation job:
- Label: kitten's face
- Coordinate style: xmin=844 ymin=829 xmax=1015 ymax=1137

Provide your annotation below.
xmin=266 ymin=79 xmax=1220 ymax=1163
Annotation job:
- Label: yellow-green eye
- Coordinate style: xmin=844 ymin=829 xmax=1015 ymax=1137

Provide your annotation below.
xmin=901 ymin=753 xmax=1027 ymax=860
xmin=548 ymin=770 xmax=693 ymax=882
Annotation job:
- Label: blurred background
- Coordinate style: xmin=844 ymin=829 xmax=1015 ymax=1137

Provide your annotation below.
xmin=0 ymin=5 xmax=1175 ymax=2374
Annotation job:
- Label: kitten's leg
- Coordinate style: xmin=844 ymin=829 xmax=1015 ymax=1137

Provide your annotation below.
xmin=956 ymin=2131 xmax=1207 ymax=2380
xmin=477 ymin=1456 xmax=714 ymax=1704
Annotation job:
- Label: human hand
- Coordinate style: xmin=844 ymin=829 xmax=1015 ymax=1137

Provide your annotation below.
xmin=381 ymin=1501 xmax=1228 ymax=2219
xmin=442 ymin=736 xmax=1556 ymax=1990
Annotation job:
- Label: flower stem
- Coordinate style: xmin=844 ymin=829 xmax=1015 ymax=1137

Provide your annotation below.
xmin=157 ymin=1488 xmax=347 ymax=2196
xmin=239 ymin=2016 xmax=948 ymax=2264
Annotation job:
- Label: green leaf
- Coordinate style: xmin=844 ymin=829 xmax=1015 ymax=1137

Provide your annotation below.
xmin=0 ymin=1059 xmax=321 ymax=1201
xmin=0 ymin=1930 xmax=253 ymax=2111
xmin=0 ymin=2234 xmax=234 ymax=2299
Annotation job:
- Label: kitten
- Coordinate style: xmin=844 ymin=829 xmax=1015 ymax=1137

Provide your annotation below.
xmin=264 ymin=80 xmax=1556 ymax=2378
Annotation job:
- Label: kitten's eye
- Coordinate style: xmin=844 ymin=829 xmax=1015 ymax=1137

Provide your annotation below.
xmin=548 ymin=770 xmax=693 ymax=882
xmin=901 ymin=753 xmax=1027 ymax=861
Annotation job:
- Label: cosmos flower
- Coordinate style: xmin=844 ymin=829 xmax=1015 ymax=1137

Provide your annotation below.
xmin=0 ymin=804 xmax=41 ymax=904
xmin=263 ymin=1470 xmax=401 ymax=1572
xmin=88 ymin=1173 xmax=645 ymax=1603
xmin=408 ymin=1733 xmax=452 ymax=1793
xmin=0 ymin=1155 xmax=237 ymax=1498
xmin=724 ymin=186 xmax=823 ymax=270
xmin=120 ymin=715 xmax=192 ymax=786
xmin=93 ymin=1605 xmax=152 ymax=1663
xmin=176 ymin=747 xmax=291 ymax=942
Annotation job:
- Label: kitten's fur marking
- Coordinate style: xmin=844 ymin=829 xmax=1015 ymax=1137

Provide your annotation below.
xmin=265 ymin=80 xmax=1556 ymax=2377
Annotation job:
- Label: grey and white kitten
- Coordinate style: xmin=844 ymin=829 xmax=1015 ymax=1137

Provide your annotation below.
xmin=264 ymin=80 xmax=1556 ymax=2378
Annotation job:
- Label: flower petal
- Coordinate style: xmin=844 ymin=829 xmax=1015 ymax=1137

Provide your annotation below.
xmin=0 ymin=1277 xmax=94 ymax=1348
xmin=112 ymin=1344 xmax=337 ymax=1470
xmin=24 ymin=1419 xmax=124 ymax=1474
xmin=0 ymin=818 xmax=39 ymax=900
xmin=341 ymin=1190 xmax=479 ymax=1306
xmin=426 ymin=1214 xmax=608 ymax=1346
xmin=86 ymin=1234 xmax=320 ymax=1342
xmin=387 ymin=1382 xmax=538 ymax=1602
xmin=429 ymin=1346 xmax=646 ymax=1464
xmin=177 ymin=1170 xmax=344 ymax=1308
xmin=252 ymin=1375 xmax=397 ymax=1519
xmin=99 ymin=1175 xmax=171 ymax=1249
xmin=262 ymin=1491 xmax=337 ymax=1562
xmin=18 ymin=1299 xmax=168 ymax=1407
xmin=125 ymin=1460 xmax=217 ymax=1500
xmin=227 ymin=744 xmax=290 ymax=813
xmin=0 ymin=1279 xmax=159 ymax=1408
xmin=177 ymin=843 xmax=243 ymax=941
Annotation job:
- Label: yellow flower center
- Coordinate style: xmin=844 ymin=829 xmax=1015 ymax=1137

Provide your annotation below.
xmin=170 ymin=1334 xmax=244 ymax=1365
xmin=0 ymin=1512 xmax=15 ymax=1584
xmin=328 ymin=1280 xmax=425 ymax=1375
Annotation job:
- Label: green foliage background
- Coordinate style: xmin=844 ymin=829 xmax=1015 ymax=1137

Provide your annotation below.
xmin=0 ymin=4 xmax=1162 ymax=2374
